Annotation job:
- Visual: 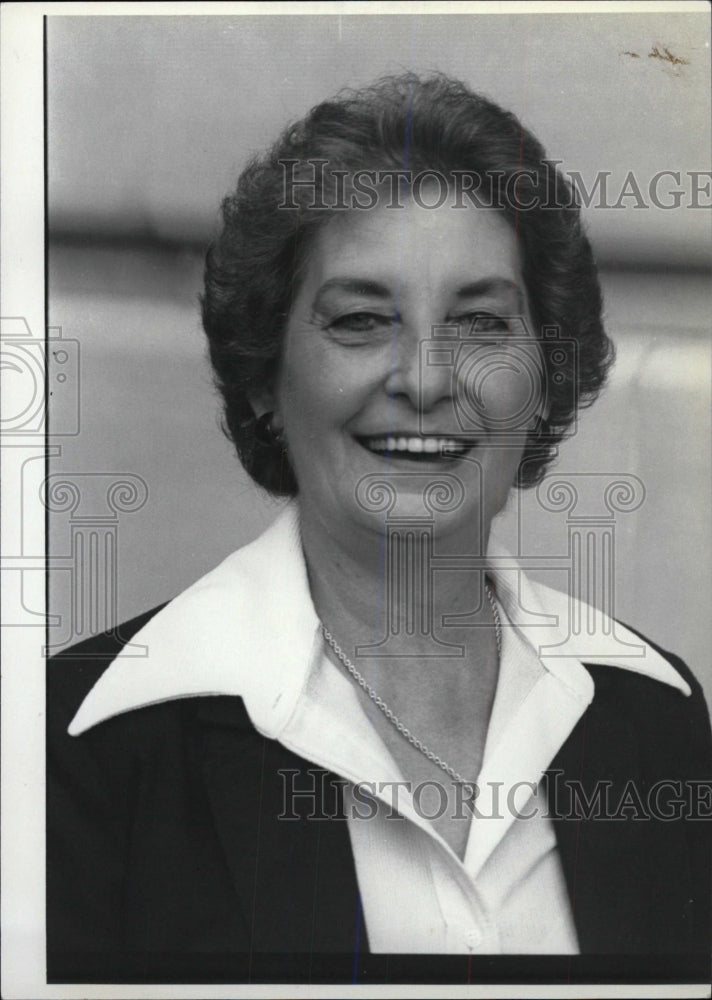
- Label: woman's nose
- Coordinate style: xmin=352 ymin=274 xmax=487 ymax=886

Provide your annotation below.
xmin=383 ymin=326 xmax=453 ymax=412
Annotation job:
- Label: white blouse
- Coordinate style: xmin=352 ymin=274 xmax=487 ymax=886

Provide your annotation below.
xmin=278 ymin=591 xmax=583 ymax=953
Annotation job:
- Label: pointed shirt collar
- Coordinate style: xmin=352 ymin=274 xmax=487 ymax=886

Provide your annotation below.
xmin=68 ymin=502 xmax=690 ymax=738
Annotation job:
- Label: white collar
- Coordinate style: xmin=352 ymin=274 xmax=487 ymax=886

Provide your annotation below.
xmin=68 ymin=502 xmax=690 ymax=738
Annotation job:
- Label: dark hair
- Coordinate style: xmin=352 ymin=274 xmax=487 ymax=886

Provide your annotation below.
xmin=202 ymin=72 xmax=614 ymax=495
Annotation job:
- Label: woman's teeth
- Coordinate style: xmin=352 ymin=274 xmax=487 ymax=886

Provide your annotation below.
xmin=361 ymin=436 xmax=472 ymax=456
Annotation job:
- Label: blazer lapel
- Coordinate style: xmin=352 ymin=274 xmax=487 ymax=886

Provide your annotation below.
xmin=197 ymin=697 xmax=367 ymax=954
xmin=548 ymin=682 xmax=654 ymax=953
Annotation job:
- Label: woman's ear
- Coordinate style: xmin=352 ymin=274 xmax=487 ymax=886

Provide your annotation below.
xmin=248 ymin=390 xmax=273 ymax=418
xmin=532 ymin=408 xmax=549 ymax=435
xmin=534 ymin=385 xmax=551 ymax=427
xmin=537 ymin=402 xmax=551 ymax=425
xmin=248 ymin=391 xmax=283 ymax=433
xmin=526 ymin=399 xmax=550 ymax=439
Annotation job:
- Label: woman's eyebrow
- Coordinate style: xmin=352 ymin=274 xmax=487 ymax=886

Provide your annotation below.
xmin=310 ymin=276 xmax=526 ymax=312
xmin=312 ymin=277 xmax=393 ymax=307
xmin=454 ymin=278 xmax=526 ymax=310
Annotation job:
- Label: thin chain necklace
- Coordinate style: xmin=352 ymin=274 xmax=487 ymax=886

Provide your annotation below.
xmin=320 ymin=581 xmax=502 ymax=785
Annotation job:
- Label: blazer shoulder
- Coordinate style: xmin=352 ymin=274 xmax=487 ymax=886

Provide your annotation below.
xmin=613 ymin=621 xmax=707 ymax=704
xmin=584 ymin=623 xmax=711 ymax=770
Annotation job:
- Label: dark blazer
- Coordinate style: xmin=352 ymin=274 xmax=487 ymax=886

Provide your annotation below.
xmin=47 ymin=606 xmax=712 ymax=985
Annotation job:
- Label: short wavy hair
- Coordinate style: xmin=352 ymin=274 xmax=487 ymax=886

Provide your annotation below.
xmin=202 ymin=72 xmax=614 ymax=496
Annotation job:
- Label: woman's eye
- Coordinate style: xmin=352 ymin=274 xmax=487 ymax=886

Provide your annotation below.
xmin=327 ymin=312 xmax=391 ymax=335
xmin=457 ymin=313 xmax=510 ymax=336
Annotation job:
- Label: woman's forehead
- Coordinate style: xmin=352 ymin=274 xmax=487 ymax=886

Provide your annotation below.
xmin=301 ymin=199 xmax=525 ymax=302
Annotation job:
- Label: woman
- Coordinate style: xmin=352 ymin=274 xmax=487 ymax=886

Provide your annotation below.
xmin=47 ymin=74 xmax=710 ymax=980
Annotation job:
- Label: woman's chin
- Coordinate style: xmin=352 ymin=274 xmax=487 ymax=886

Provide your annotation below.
xmin=347 ymin=436 xmax=502 ymax=520
xmin=297 ymin=435 xmax=508 ymax=549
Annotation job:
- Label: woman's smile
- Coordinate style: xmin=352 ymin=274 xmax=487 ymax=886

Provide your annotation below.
xmin=355 ymin=433 xmax=479 ymax=463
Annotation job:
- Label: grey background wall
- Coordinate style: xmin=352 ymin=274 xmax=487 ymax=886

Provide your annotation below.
xmin=47 ymin=12 xmax=711 ymax=709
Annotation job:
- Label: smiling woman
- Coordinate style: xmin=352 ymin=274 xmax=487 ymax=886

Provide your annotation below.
xmin=202 ymin=74 xmax=610 ymax=499
xmin=269 ymin=200 xmax=537 ymax=543
xmin=47 ymin=73 xmax=711 ymax=982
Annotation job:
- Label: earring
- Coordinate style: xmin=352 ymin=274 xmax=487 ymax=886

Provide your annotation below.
xmin=254 ymin=411 xmax=284 ymax=446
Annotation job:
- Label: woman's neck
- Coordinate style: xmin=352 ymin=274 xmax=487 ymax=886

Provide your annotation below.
xmin=298 ymin=507 xmax=495 ymax=661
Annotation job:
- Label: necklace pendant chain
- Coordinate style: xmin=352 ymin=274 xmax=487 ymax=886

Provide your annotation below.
xmin=320 ymin=581 xmax=502 ymax=786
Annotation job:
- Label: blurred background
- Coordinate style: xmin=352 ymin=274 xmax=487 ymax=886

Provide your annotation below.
xmin=47 ymin=12 xmax=711 ymax=708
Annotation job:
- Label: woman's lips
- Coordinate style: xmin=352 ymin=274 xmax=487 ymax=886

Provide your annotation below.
xmin=356 ymin=434 xmax=478 ymax=460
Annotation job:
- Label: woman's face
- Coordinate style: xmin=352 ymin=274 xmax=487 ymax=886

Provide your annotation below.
xmin=270 ymin=193 xmax=543 ymax=549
